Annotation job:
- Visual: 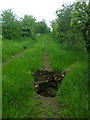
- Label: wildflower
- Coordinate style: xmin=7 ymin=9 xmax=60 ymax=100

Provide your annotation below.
xmin=28 ymin=71 xmax=31 ymax=74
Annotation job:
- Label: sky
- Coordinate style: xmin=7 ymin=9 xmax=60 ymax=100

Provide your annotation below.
xmin=0 ymin=0 xmax=76 ymax=27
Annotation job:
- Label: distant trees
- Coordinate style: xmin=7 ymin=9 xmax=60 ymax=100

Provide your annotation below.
xmin=52 ymin=1 xmax=90 ymax=52
xmin=35 ymin=20 xmax=50 ymax=34
xmin=0 ymin=23 xmax=2 ymax=36
xmin=22 ymin=15 xmax=36 ymax=38
xmin=1 ymin=9 xmax=17 ymax=39
xmin=1 ymin=9 xmax=50 ymax=40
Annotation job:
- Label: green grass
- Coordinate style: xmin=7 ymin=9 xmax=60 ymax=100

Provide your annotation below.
xmin=57 ymin=62 xmax=88 ymax=118
xmin=2 ymin=37 xmax=35 ymax=61
xmin=2 ymin=37 xmax=45 ymax=118
xmin=2 ymin=34 xmax=88 ymax=118
xmin=0 ymin=38 xmax=2 ymax=63
xmin=0 ymin=65 xmax=2 ymax=119
xmin=0 ymin=37 xmax=2 ymax=119
xmin=44 ymin=35 xmax=88 ymax=118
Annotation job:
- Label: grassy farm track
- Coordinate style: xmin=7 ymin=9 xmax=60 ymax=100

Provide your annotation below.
xmin=34 ymin=51 xmax=61 ymax=118
xmin=3 ymin=49 xmax=26 ymax=65
xmin=2 ymin=34 xmax=88 ymax=118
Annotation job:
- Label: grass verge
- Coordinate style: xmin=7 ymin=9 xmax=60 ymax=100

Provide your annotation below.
xmin=0 ymin=37 xmax=2 ymax=119
xmin=2 ymin=37 xmax=35 ymax=61
xmin=45 ymin=35 xmax=88 ymax=118
xmin=2 ymin=34 xmax=88 ymax=118
xmin=2 ymin=37 xmax=45 ymax=118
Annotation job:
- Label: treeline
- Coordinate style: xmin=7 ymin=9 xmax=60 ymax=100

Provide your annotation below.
xmin=51 ymin=1 xmax=90 ymax=53
xmin=0 ymin=9 xmax=50 ymax=40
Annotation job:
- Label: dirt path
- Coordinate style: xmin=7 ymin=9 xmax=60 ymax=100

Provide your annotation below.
xmin=42 ymin=52 xmax=53 ymax=71
xmin=3 ymin=49 xmax=26 ymax=65
xmin=34 ymin=52 xmax=61 ymax=118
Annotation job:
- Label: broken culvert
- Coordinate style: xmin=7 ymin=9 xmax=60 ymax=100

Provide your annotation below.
xmin=33 ymin=69 xmax=68 ymax=97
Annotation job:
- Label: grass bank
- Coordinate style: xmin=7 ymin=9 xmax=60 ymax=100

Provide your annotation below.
xmin=2 ymin=37 xmax=45 ymax=118
xmin=45 ymin=35 xmax=88 ymax=118
xmin=2 ymin=34 xmax=88 ymax=118
xmin=2 ymin=37 xmax=35 ymax=61
xmin=0 ymin=37 xmax=2 ymax=119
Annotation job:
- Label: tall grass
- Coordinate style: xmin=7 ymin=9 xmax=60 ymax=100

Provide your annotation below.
xmin=45 ymin=35 xmax=88 ymax=118
xmin=2 ymin=34 xmax=88 ymax=118
xmin=57 ymin=62 xmax=88 ymax=118
xmin=2 ymin=37 xmax=35 ymax=61
xmin=0 ymin=37 xmax=2 ymax=119
xmin=2 ymin=37 xmax=45 ymax=118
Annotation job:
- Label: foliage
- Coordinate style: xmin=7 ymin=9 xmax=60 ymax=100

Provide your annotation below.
xmin=2 ymin=37 xmax=34 ymax=61
xmin=2 ymin=34 xmax=88 ymax=118
xmin=0 ymin=18 xmax=2 ymax=35
xmin=2 ymin=37 xmax=44 ymax=118
xmin=52 ymin=1 xmax=90 ymax=51
xmin=52 ymin=4 xmax=73 ymax=44
xmin=35 ymin=20 xmax=50 ymax=34
xmin=45 ymin=35 xmax=88 ymax=118
xmin=1 ymin=9 xmax=22 ymax=39
xmin=71 ymin=1 xmax=90 ymax=51
xmin=1 ymin=9 xmax=50 ymax=40
xmin=1 ymin=1 xmax=88 ymax=118
xmin=22 ymin=15 xmax=36 ymax=38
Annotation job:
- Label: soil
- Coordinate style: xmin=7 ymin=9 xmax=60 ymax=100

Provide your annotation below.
xmin=34 ymin=52 xmax=63 ymax=118
xmin=42 ymin=52 xmax=53 ymax=71
xmin=35 ymin=95 xmax=62 ymax=118
xmin=33 ymin=69 xmax=63 ymax=97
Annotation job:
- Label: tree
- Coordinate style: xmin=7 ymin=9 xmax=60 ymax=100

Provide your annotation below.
xmin=22 ymin=15 xmax=36 ymax=38
xmin=52 ymin=4 xmax=73 ymax=44
xmin=1 ymin=9 xmax=15 ymax=39
xmin=0 ymin=20 xmax=2 ymax=36
xmin=71 ymin=1 xmax=90 ymax=52
xmin=1 ymin=9 xmax=50 ymax=40
xmin=52 ymin=1 xmax=90 ymax=51
xmin=35 ymin=20 xmax=50 ymax=34
xmin=51 ymin=20 xmax=58 ymax=38
xmin=56 ymin=4 xmax=72 ymax=33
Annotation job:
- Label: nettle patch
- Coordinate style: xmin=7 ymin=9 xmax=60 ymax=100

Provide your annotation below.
xmin=33 ymin=69 xmax=69 ymax=97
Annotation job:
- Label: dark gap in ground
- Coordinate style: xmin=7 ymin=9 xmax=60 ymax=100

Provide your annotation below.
xmin=33 ymin=69 xmax=66 ymax=97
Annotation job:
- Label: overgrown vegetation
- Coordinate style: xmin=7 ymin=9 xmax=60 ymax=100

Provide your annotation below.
xmin=2 ymin=37 xmax=44 ymax=118
xmin=45 ymin=35 xmax=88 ymax=118
xmin=0 ymin=36 xmax=2 ymax=119
xmin=2 ymin=37 xmax=34 ymax=61
xmin=2 ymin=34 xmax=88 ymax=118
xmin=1 ymin=9 xmax=50 ymax=40
xmin=52 ymin=1 xmax=90 ymax=53
xmin=1 ymin=0 xmax=89 ymax=119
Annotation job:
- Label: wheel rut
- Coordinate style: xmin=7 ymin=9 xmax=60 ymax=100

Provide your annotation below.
xmin=34 ymin=52 xmax=62 ymax=118
xmin=3 ymin=48 xmax=26 ymax=65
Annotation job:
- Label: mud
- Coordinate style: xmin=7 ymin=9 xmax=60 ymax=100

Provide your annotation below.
xmin=33 ymin=69 xmax=66 ymax=97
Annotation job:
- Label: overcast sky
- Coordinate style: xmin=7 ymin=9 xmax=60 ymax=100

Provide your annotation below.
xmin=0 ymin=0 xmax=76 ymax=26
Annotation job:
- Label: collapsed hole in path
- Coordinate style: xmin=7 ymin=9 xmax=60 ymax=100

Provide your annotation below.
xmin=33 ymin=69 xmax=65 ymax=97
